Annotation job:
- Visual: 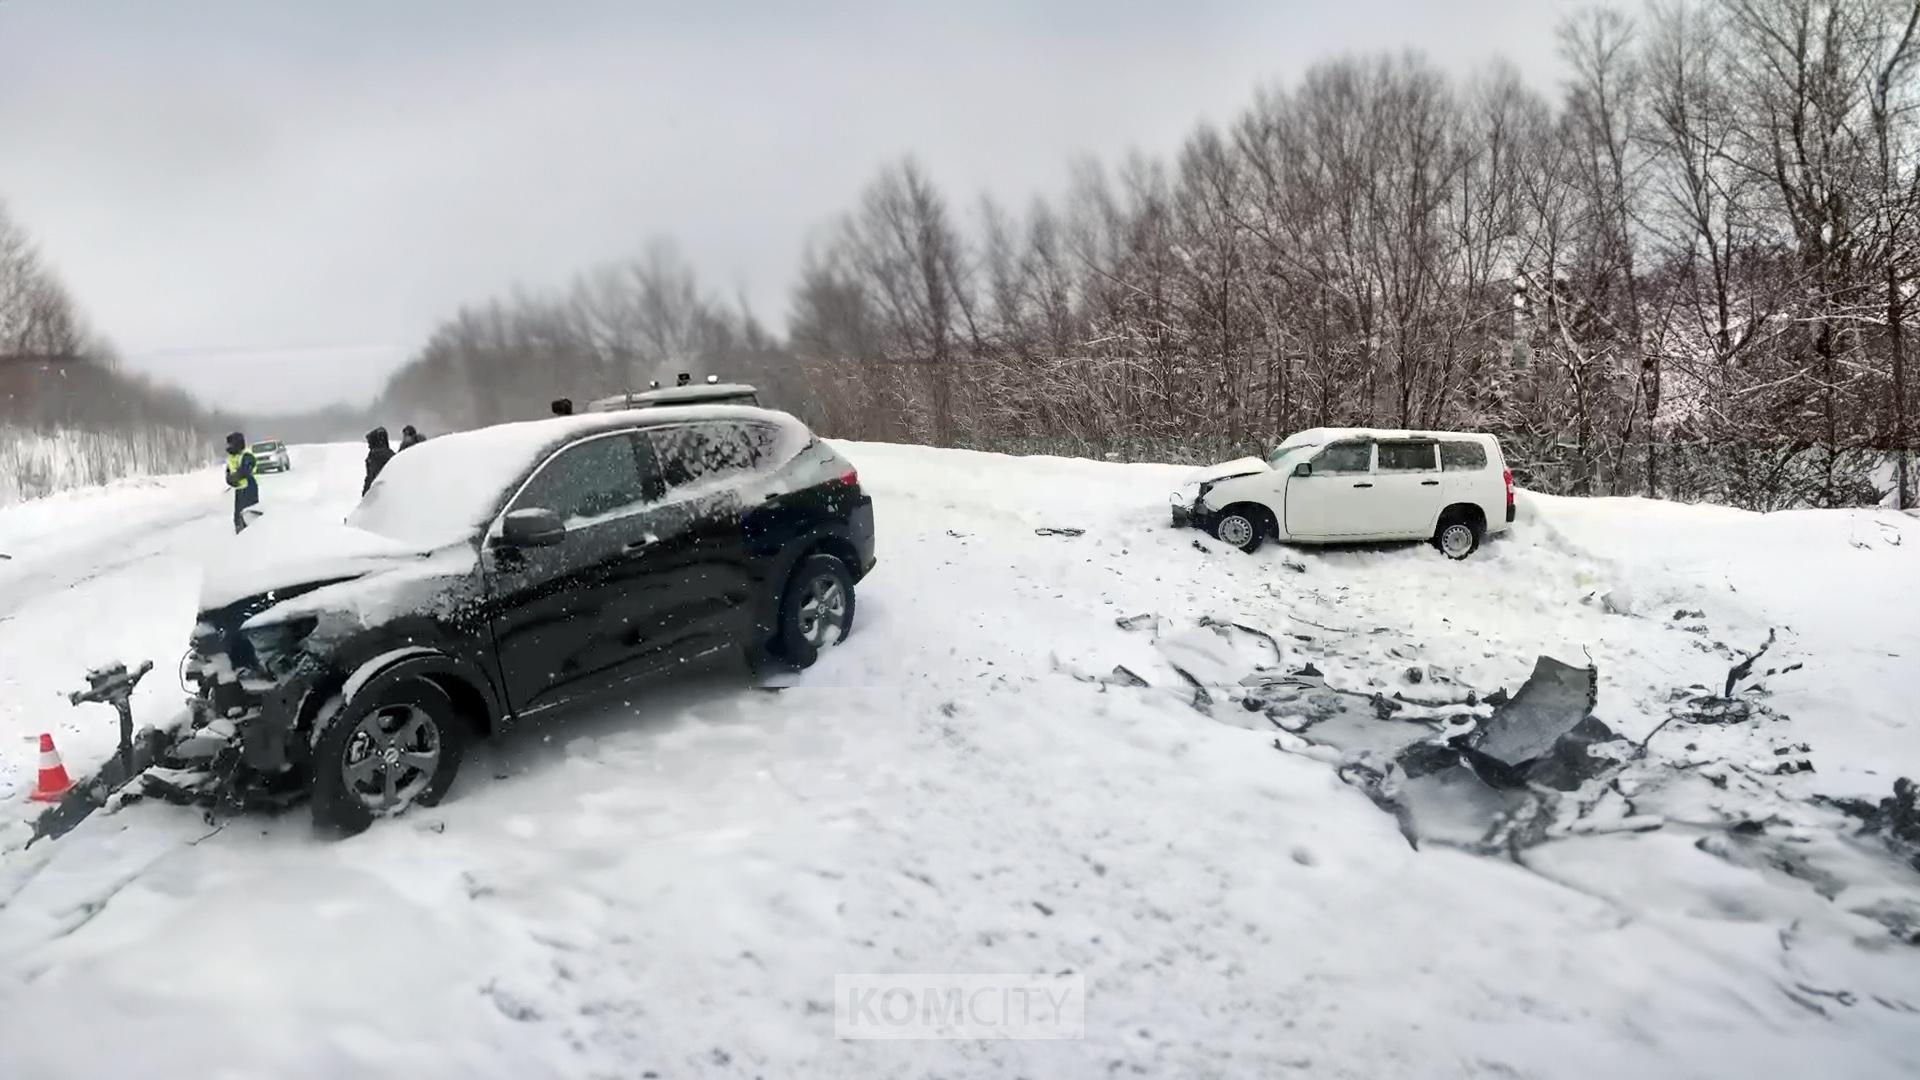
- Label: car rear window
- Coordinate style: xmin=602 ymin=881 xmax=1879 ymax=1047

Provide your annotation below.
xmin=1377 ymin=441 xmax=1437 ymax=471
xmin=1440 ymin=441 xmax=1489 ymax=471
xmin=650 ymin=421 xmax=776 ymax=489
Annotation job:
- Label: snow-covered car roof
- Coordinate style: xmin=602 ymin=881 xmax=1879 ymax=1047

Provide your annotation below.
xmin=1276 ymin=427 xmax=1499 ymax=450
xmin=587 ymin=383 xmax=760 ymax=411
xmin=345 ymin=405 xmax=807 ymax=548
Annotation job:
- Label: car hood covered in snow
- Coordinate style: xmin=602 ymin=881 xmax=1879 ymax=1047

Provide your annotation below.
xmin=1183 ymin=456 xmax=1270 ymax=486
xmin=198 ymin=516 xmax=450 ymax=613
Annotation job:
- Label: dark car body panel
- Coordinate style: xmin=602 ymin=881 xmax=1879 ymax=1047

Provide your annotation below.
xmin=182 ymin=408 xmax=875 ymax=784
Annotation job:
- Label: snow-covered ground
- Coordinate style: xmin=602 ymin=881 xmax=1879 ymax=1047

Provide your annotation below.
xmin=0 ymin=439 xmax=1917 ymax=1079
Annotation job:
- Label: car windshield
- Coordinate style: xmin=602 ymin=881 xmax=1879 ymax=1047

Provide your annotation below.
xmin=345 ymin=427 xmax=548 ymax=547
xmin=251 ymin=441 xmax=280 ymax=451
xmin=1265 ymin=442 xmax=1316 ymax=467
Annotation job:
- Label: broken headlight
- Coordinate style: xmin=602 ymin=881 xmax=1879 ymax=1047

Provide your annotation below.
xmin=238 ymin=616 xmax=319 ymax=678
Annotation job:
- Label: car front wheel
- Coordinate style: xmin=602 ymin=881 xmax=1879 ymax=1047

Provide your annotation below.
xmin=1213 ymin=507 xmax=1266 ymax=553
xmin=311 ymin=678 xmax=465 ymax=834
xmin=777 ymin=554 xmax=856 ymax=667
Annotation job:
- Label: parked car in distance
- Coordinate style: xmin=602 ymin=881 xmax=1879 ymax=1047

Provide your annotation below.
xmin=251 ymin=439 xmax=292 ymax=473
xmin=588 ymin=375 xmax=760 ymax=412
xmin=179 ymin=405 xmax=875 ymax=833
xmin=1170 ymin=428 xmax=1514 ymax=558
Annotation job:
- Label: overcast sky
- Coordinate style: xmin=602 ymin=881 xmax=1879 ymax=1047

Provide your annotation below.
xmin=0 ymin=0 xmax=1576 ymax=413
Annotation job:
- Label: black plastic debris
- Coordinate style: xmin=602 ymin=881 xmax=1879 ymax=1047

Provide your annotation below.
xmin=1470 ymin=656 xmax=1597 ymax=768
xmin=1463 ymin=656 xmax=1617 ymax=790
xmin=1035 ymin=527 xmax=1085 ymax=538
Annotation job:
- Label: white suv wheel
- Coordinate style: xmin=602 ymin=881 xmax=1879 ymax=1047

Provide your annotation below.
xmin=1439 ymin=522 xmax=1477 ymax=559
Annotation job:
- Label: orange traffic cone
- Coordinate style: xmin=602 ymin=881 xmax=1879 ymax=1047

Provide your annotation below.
xmin=29 ymin=733 xmax=74 ymax=802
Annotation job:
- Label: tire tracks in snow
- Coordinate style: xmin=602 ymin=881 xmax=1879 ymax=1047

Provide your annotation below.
xmin=0 ymin=500 xmax=219 ymax=623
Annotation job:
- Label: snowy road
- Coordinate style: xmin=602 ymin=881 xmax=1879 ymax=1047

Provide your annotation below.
xmin=1 ymin=441 xmax=1918 ymax=1078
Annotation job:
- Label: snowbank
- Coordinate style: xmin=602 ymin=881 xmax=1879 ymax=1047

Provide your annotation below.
xmin=1 ymin=439 xmax=1916 ymax=1079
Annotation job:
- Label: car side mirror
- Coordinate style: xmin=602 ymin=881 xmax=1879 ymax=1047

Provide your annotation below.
xmin=497 ymin=507 xmax=565 ymax=548
xmin=1293 ymin=463 xmax=1312 ymax=478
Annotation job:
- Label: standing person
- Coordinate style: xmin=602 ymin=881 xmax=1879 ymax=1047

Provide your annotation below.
xmin=363 ymin=427 xmax=395 ymax=495
xmin=225 ymin=432 xmax=259 ymax=533
xmin=400 ymin=424 xmax=424 ymax=450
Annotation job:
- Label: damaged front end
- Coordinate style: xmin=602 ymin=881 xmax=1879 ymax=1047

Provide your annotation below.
xmin=159 ymin=586 xmax=350 ymax=810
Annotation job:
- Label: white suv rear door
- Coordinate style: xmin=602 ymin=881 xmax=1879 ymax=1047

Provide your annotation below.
xmin=1366 ymin=439 xmax=1444 ymax=538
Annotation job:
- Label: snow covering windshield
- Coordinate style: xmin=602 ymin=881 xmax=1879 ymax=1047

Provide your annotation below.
xmin=345 ymin=419 xmax=574 ymax=547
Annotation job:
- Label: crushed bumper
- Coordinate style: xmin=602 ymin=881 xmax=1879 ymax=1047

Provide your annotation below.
xmin=850 ymin=496 xmax=878 ymax=579
xmin=1170 ymin=491 xmax=1214 ymax=533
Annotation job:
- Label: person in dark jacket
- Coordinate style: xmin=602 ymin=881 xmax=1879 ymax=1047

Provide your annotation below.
xmin=225 ymin=431 xmax=259 ymax=533
xmin=399 ymin=424 xmax=425 ymax=450
xmin=363 ymin=427 xmax=395 ymax=495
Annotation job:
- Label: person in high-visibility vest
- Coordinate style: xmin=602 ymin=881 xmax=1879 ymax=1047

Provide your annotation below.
xmin=225 ymin=432 xmax=259 ymax=533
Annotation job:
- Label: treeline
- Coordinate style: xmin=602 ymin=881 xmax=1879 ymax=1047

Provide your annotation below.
xmin=1 ymin=200 xmax=217 ymax=502
xmin=384 ymin=0 xmax=1917 ymax=511
xmin=378 ymin=242 xmax=812 ymax=432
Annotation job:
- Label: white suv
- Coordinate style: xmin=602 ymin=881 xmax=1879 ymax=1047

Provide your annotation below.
xmin=1171 ymin=428 xmax=1514 ymax=559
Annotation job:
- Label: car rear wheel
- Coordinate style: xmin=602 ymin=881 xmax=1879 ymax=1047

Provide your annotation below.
xmin=311 ymin=678 xmax=465 ymax=834
xmin=777 ymin=554 xmax=856 ymax=668
xmin=1435 ymin=517 xmax=1482 ymax=560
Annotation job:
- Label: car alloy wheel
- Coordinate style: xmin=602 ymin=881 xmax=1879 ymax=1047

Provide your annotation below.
xmin=340 ymin=703 xmax=442 ymax=813
xmin=1439 ymin=522 xmax=1476 ymax=559
xmin=796 ymin=573 xmax=850 ymax=648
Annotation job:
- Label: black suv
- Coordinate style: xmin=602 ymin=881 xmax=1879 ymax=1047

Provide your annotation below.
xmin=177 ymin=406 xmax=875 ymax=832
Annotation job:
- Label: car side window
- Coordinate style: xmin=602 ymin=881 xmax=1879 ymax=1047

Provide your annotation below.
xmin=1312 ymin=441 xmax=1372 ymax=475
xmin=1377 ymin=440 xmax=1437 ymax=472
xmin=510 ymin=432 xmax=648 ymax=524
xmin=650 ymin=422 xmax=765 ymax=490
xmin=1440 ymin=441 xmax=1488 ymax=471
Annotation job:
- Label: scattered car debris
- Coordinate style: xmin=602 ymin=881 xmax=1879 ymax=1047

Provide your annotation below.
xmin=1821 ymin=778 xmax=1920 ymax=874
xmin=1724 ymin=628 xmax=1777 ymax=698
xmin=1672 ymin=608 xmax=1705 ymax=621
xmin=1113 ymin=612 xmax=1158 ymax=633
xmin=1106 ymin=665 xmax=1151 ymax=688
xmin=1467 ymin=657 xmax=1599 ymax=774
xmin=1034 ymin=526 xmax=1085 ymax=537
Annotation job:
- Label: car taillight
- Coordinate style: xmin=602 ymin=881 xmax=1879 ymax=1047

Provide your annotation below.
xmin=839 ymin=467 xmax=858 ymax=486
xmin=1503 ymin=468 xmax=1514 ymax=503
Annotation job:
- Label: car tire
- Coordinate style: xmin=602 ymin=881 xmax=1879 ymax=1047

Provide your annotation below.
xmin=311 ymin=677 xmax=466 ymax=835
xmin=1213 ymin=507 xmax=1266 ymax=554
xmin=1434 ymin=513 xmax=1483 ymax=560
xmin=777 ymin=554 xmax=856 ymax=668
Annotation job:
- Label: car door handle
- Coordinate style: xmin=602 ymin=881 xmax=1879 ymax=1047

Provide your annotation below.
xmin=1420 ymin=480 xmax=1440 ymax=486
xmin=624 ymin=534 xmax=660 ymax=553
xmin=1352 ymin=482 xmax=1373 ymax=489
